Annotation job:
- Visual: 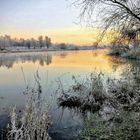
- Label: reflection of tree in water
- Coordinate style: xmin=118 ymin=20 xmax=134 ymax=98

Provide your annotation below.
xmin=0 ymin=53 xmax=52 ymax=68
xmin=0 ymin=58 xmax=14 ymax=68
xmin=59 ymin=52 xmax=68 ymax=58
xmin=52 ymin=51 xmax=68 ymax=59
xmin=39 ymin=53 xmax=52 ymax=66
xmin=46 ymin=53 xmax=52 ymax=65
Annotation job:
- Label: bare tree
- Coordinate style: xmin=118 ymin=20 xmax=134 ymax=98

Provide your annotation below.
xmin=38 ymin=36 xmax=44 ymax=48
xmin=74 ymin=0 xmax=140 ymax=44
xmin=0 ymin=35 xmax=52 ymax=50
xmin=45 ymin=36 xmax=51 ymax=49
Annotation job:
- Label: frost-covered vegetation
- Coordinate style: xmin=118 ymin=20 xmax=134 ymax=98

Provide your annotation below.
xmin=58 ymin=72 xmax=140 ymax=112
xmin=0 ymin=35 xmax=96 ymax=53
xmin=79 ymin=111 xmax=140 ymax=140
xmin=7 ymin=73 xmax=52 ymax=140
xmin=57 ymin=71 xmax=140 ymax=139
xmin=109 ymin=29 xmax=140 ymax=60
xmin=0 ymin=35 xmax=51 ymax=50
xmin=109 ymin=45 xmax=140 ymax=60
xmin=57 ymin=73 xmax=107 ymax=113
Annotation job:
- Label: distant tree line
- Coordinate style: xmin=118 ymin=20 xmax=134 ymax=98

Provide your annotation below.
xmin=0 ymin=35 xmax=51 ymax=50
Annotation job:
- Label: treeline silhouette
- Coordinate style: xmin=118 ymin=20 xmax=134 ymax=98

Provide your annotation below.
xmin=0 ymin=35 xmax=51 ymax=50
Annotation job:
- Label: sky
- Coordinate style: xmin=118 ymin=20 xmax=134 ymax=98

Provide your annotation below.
xmin=0 ymin=0 xmax=98 ymax=45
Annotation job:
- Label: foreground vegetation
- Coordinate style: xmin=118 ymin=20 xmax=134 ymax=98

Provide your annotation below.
xmin=1 ymin=69 xmax=140 ymax=139
xmin=80 ymin=111 xmax=140 ymax=140
xmin=6 ymin=73 xmax=52 ymax=140
xmin=109 ymin=44 xmax=140 ymax=60
xmin=57 ymin=72 xmax=140 ymax=139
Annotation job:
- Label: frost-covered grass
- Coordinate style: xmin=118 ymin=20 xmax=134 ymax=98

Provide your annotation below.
xmin=57 ymin=72 xmax=140 ymax=113
xmin=7 ymin=74 xmax=52 ymax=140
xmin=0 ymin=45 xmax=96 ymax=54
xmin=109 ymin=45 xmax=129 ymax=55
xmin=57 ymin=73 xmax=108 ymax=113
xmin=79 ymin=111 xmax=140 ymax=140
xmin=57 ymin=72 xmax=140 ymax=139
xmin=109 ymin=45 xmax=140 ymax=60
xmin=121 ymin=48 xmax=140 ymax=60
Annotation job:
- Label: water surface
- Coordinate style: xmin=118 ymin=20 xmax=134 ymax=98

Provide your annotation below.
xmin=0 ymin=49 xmax=140 ymax=139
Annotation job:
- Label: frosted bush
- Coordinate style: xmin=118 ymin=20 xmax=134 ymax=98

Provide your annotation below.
xmin=7 ymin=76 xmax=52 ymax=140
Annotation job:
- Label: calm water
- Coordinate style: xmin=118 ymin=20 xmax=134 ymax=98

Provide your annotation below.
xmin=0 ymin=49 xmax=140 ymax=139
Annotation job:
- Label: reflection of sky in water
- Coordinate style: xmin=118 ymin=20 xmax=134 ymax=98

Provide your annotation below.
xmin=0 ymin=49 xmax=139 ymax=139
xmin=0 ymin=49 xmax=131 ymax=114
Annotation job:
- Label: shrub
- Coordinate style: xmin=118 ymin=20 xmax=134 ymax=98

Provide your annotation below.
xmin=7 ymin=75 xmax=52 ymax=140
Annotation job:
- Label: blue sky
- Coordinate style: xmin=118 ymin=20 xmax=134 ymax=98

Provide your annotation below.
xmin=0 ymin=0 xmax=79 ymax=29
xmin=0 ymin=0 xmax=96 ymax=45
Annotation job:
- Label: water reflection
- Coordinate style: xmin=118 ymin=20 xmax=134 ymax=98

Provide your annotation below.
xmin=0 ymin=49 xmax=140 ymax=140
xmin=0 ymin=50 xmax=124 ymax=72
xmin=0 ymin=50 xmax=139 ymax=111
xmin=0 ymin=52 xmax=52 ymax=68
xmin=0 ymin=50 xmax=131 ymax=75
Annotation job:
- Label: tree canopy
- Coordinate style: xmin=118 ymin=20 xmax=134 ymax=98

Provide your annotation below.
xmin=75 ymin=0 xmax=140 ymax=43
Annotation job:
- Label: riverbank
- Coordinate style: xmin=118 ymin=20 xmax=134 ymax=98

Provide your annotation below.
xmin=1 ymin=46 xmax=140 ymax=61
xmin=108 ymin=46 xmax=140 ymax=60
xmin=0 ymin=45 xmax=97 ymax=54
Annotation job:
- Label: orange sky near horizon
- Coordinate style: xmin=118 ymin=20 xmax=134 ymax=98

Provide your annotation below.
xmin=0 ymin=27 xmax=117 ymax=46
xmin=0 ymin=27 xmax=96 ymax=45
